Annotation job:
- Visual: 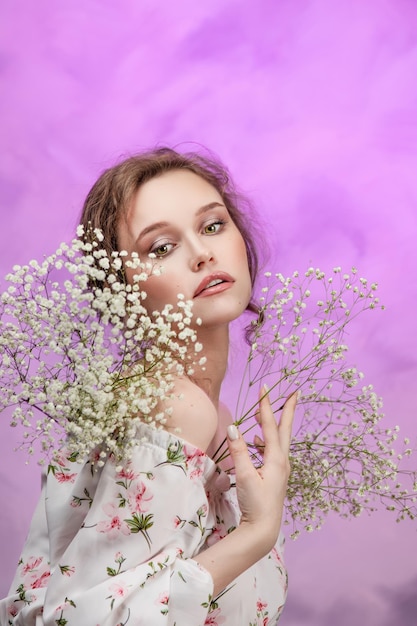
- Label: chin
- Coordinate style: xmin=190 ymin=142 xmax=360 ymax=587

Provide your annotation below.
xmin=199 ymin=304 xmax=250 ymax=329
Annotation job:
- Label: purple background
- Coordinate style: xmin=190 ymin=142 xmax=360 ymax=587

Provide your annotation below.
xmin=1 ymin=1 xmax=417 ymax=623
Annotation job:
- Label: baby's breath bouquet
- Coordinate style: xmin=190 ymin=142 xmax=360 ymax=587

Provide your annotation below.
xmin=1 ymin=229 xmax=416 ymax=536
xmin=0 ymin=226 xmax=204 ymax=466
xmin=214 ymin=268 xmax=417 ymax=537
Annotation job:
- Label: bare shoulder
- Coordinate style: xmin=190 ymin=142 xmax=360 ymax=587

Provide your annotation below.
xmin=162 ymin=377 xmax=218 ymax=453
xmin=218 ymin=401 xmax=233 ymax=427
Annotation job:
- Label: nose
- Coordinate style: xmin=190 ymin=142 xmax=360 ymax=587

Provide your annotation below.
xmin=189 ymin=241 xmax=215 ymax=272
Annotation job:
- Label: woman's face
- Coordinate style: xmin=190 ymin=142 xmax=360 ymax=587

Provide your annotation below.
xmin=117 ymin=169 xmax=252 ymax=329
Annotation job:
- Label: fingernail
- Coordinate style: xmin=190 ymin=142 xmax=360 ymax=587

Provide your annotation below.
xmin=227 ymin=424 xmax=239 ymax=441
xmin=263 ymin=384 xmax=270 ymax=393
xmin=296 ymin=390 xmax=301 ymax=402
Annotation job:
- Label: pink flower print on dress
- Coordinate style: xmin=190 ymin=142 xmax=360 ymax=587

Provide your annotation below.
xmin=54 ymin=452 xmax=68 ymax=467
xmin=256 ymin=600 xmax=267 ymax=613
xmin=255 ymin=598 xmax=269 ymax=626
xmin=55 ymin=599 xmax=75 ymax=613
xmin=116 ymin=464 xmax=138 ymax=481
xmin=189 ymin=467 xmax=204 ymax=481
xmin=184 ymin=445 xmax=206 ymax=472
xmin=156 ymin=591 xmax=169 ymax=605
xmin=270 ymin=547 xmax=283 ymax=565
xmin=156 ymin=591 xmax=169 ymax=615
xmin=21 ymin=556 xmax=51 ymax=590
xmin=204 ymin=607 xmax=226 ymax=625
xmin=206 ymin=522 xmax=226 ymax=547
xmin=183 ymin=445 xmax=207 ymax=478
xmin=21 ymin=557 xmax=43 ymax=575
xmin=55 ymin=471 xmax=77 ymax=484
xmin=269 ymin=546 xmax=287 ymax=590
xmin=173 ymin=515 xmax=186 ymax=529
xmin=109 ymin=582 xmax=128 ymax=599
xmin=197 ymin=504 xmax=208 ymax=516
xmin=96 ymin=503 xmax=131 ymax=538
xmin=106 ymin=582 xmax=130 ymax=611
xmin=126 ymin=480 xmax=153 ymax=513
xmin=29 ymin=568 xmax=50 ymax=589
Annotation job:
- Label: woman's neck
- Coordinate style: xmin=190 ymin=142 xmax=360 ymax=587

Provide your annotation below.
xmin=191 ymin=324 xmax=229 ymax=408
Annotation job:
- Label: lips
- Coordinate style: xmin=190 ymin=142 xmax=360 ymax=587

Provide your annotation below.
xmin=193 ymin=272 xmax=235 ymax=297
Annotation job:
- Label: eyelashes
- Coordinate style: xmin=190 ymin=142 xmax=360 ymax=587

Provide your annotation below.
xmin=203 ymin=219 xmax=226 ymax=235
xmin=150 ymin=241 xmax=175 ymax=258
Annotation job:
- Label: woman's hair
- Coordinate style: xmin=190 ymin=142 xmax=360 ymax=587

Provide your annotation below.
xmin=79 ymin=147 xmax=263 ymax=320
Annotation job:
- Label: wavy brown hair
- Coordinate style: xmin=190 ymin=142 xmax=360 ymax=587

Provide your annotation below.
xmin=79 ymin=147 xmax=263 ymax=320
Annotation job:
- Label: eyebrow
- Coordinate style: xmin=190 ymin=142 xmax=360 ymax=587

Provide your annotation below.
xmin=136 ymin=202 xmax=225 ymax=242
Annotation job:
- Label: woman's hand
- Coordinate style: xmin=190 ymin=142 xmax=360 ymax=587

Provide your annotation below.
xmin=194 ymin=388 xmax=296 ymax=595
xmin=226 ymin=387 xmax=297 ymax=552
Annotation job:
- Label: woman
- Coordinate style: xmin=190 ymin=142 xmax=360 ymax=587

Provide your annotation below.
xmin=0 ymin=148 xmax=296 ymax=625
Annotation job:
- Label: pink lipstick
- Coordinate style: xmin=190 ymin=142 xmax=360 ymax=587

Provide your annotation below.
xmin=193 ymin=272 xmax=234 ymax=298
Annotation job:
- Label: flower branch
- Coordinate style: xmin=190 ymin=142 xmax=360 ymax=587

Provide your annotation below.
xmin=213 ymin=268 xmax=417 ymax=536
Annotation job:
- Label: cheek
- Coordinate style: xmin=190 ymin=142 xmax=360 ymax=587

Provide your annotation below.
xmin=234 ymin=229 xmax=249 ymax=260
xmin=235 ymin=238 xmax=251 ymax=281
xmin=141 ymin=274 xmax=183 ymax=310
xmin=240 ymin=244 xmax=253 ymax=302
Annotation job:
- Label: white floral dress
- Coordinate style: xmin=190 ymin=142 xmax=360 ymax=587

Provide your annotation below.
xmin=0 ymin=424 xmax=288 ymax=626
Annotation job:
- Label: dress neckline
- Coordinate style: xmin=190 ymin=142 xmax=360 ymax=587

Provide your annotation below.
xmin=135 ymin=421 xmax=220 ymax=480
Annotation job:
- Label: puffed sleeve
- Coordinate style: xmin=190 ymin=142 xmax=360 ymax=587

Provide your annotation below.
xmin=0 ymin=475 xmax=51 ymax=625
xmin=1 ymin=427 xmax=217 ymax=626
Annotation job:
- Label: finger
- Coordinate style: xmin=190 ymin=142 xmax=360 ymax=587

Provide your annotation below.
xmin=257 ymin=387 xmax=284 ymax=465
xmin=277 ymin=390 xmax=298 ymax=452
xmin=227 ymin=424 xmax=256 ymax=477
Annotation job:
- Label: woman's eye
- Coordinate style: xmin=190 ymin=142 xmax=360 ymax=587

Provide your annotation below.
xmin=203 ymin=220 xmax=225 ymax=235
xmin=151 ymin=242 xmax=173 ymax=257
